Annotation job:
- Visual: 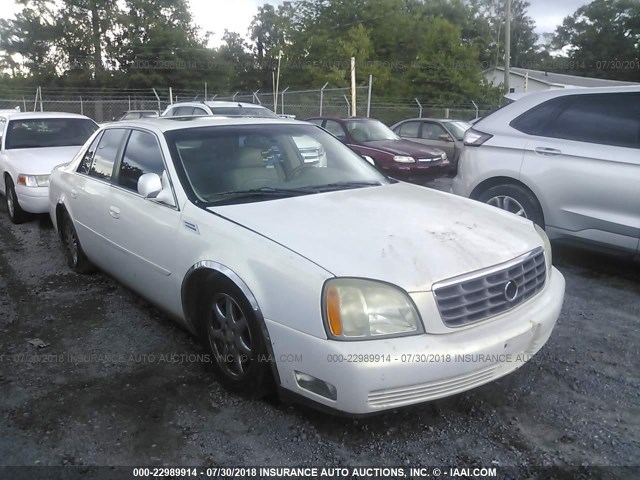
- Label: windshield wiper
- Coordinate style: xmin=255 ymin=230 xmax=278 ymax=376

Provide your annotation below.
xmin=207 ymin=187 xmax=313 ymax=200
xmin=299 ymin=181 xmax=382 ymax=192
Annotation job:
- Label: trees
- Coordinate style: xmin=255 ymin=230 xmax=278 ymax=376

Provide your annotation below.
xmin=0 ymin=0 xmax=212 ymax=89
xmin=553 ymin=0 xmax=640 ymax=81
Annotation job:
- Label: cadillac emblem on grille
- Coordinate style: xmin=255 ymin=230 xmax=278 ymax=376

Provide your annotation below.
xmin=503 ymin=280 xmax=519 ymax=302
xmin=432 ymin=247 xmax=547 ymax=327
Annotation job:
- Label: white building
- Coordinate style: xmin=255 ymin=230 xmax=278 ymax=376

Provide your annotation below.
xmin=483 ymin=67 xmax=637 ymax=94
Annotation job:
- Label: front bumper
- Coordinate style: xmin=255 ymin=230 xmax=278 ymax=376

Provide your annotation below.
xmin=15 ymin=185 xmax=50 ymax=214
xmin=267 ymin=266 xmax=565 ymax=415
xmin=380 ymin=159 xmax=449 ymax=178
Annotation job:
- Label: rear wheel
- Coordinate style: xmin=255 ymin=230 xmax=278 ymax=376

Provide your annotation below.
xmin=477 ymin=183 xmax=544 ymax=227
xmin=5 ymin=177 xmax=29 ymax=224
xmin=60 ymin=211 xmax=95 ymax=274
xmin=197 ymin=277 xmax=273 ymax=397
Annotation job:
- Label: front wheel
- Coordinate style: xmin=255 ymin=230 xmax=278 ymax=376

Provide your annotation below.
xmin=477 ymin=183 xmax=544 ymax=227
xmin=5 ymin=177 xmax=29 ymax=224
xmin=197 ymin=278 xmax=273 ymax=397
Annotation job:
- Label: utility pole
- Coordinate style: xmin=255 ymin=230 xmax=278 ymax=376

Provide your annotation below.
xmin=505 ymin=0 xmax=512 ymax=93
xmin=350 ymin=57 xmax=356 ymax=117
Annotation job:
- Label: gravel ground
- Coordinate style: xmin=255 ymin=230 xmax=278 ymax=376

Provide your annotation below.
xmin=0 ymin=178 xmax=638 ymax=476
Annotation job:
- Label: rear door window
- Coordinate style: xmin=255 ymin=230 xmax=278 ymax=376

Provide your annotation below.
xmin=77 ymin=132 xmax=103 ymax=174
xmin=88 ymin=129 xmax=127 ymax=181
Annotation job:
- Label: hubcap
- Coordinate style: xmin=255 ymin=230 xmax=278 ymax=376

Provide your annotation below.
xmin=63 ymin=220 xmax=79 ymax=266
xmin=486 ymin=195 xmax=527 ymax=218
xmin=208 ymin=293 xmax=252 ymax=379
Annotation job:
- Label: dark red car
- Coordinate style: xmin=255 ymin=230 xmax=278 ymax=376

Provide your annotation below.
xmin=305 ymin=117 xmax=449 ymax=178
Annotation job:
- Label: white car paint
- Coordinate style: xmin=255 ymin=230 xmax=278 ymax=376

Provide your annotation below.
xmin=0 ymin=112 xmax=97 ymax=215
xmin=49 ymin=116 xmax=565 ymax=415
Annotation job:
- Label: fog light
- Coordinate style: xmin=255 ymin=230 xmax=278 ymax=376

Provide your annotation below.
xmin=294 ymin=371 xmax=337 ymax=401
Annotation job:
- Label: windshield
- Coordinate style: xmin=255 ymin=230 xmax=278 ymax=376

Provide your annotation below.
xmin=165 ymin=124 xmax=389 ymax=205
xmin=344 ymin=119 xmax=399 ymax=142
xmin=445 ymin=121 xmax=472 ymax=140
xmin=5 ymin=118 xmax=98 ymax=149
xmin=208 ymin=107 xmax=279 ymax=118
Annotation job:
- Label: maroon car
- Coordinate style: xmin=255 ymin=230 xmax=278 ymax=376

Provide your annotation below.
xmin=305 ymin=117 xmax=449 ymax=178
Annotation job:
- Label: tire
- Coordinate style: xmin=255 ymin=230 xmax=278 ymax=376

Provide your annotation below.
xmin=477 ymin=183 xmax=545 ymax=227
xmin=59 ymin=211 xmax=95 ymax=274
xmin=5 ymin=177 xmax=29 ymax=224
xmin=197 ymin=277 xmax=274 ymax=397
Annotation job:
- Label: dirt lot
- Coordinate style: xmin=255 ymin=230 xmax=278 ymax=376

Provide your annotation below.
xmin=0 ymin=178 xmax=638 ymax=477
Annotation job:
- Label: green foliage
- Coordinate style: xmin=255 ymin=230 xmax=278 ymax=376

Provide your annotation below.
xmin=552 ymin=0 xmax=640 ymax=81
xmin=3 ymin=0 xmax=635 ymax=103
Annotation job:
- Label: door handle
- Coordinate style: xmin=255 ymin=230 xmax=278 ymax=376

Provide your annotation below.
xmin=534 ymin=147 xmax=562 ymax=156
xmin=70 ymin=189 xmax=77 ymax=199
xmin=109 ymin=206 xmax=120 ymax=219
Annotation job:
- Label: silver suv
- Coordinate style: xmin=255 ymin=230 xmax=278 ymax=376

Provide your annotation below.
xmin=452 ymin=86 xmax=640 ymax=254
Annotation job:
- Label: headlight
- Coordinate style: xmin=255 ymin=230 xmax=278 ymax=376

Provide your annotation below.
xmin=323 ymin=278 xmax=423 ymax=340
xmin=393 ymin=155 xmax=415 ymax=163
xmin=534 ymin=224 xmax=552 ymax=278
xmin=17 ymin=174 xmax=50 ymax=187
xmin=441 ymin=152 xmax=448 ymax=161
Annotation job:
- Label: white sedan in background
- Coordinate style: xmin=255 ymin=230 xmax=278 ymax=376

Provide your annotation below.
xmin=0 ymin=112 xmax=98 ymax=223
xmin=49 ymin=116 xmax=565 ymax=415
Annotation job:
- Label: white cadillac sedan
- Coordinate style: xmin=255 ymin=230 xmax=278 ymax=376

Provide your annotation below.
xmin=0 ymin=112 xmax=98 ymax=223
xmin=48 ymin=116 xmax=565 ymax=415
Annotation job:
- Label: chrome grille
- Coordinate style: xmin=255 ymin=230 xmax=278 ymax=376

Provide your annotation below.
xmin=433 ymin=247 xmax=546 ymax=327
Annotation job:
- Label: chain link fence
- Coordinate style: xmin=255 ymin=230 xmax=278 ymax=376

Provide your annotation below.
xmin=0 ymin=86 xmax=494 ymax=124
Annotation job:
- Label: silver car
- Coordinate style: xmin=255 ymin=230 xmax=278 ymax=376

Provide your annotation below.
xmin=452 ymin=86 xmax=640 ymax=255
xmin=391 ymin=118 xmax=471 ymax=172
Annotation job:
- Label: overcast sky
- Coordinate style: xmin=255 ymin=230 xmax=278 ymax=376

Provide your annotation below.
xmin=2 ymin=0 xmax=591 ymax=46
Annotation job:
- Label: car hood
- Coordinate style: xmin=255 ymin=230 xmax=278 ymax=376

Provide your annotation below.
xmin=361 ymin=139 xmax=443 ymax=158
xmin=209 ymin=183 xmax=541 ymax=292
xmin=2 ymin=146 xmax=82 ymax=174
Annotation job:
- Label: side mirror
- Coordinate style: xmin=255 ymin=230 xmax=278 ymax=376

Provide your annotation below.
xmin=439 ymin=134 xmax=453 ymax=142
xmin=137 ymin=172 xmax=177 ymax=207
xmin=138 ymin=173 xmax=162 ymax=198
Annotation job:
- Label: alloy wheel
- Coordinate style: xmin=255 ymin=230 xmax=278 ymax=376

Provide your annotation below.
xmin=486 ymin=195 xmax=528 ymax=218
xmin=208 ymin=293 xmax=253 ymax=379
xmin=63 ymin=220 xmax=79 ymax=266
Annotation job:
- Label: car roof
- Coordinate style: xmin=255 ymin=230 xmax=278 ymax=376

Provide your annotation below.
xmin=394 ymin=118 xmax=470 ymax=123
xmin=103 ymin=115 xmax=305 ymax=133
xmin=0 ymin=112 xmax=93 ymax=120
xmin=474 ymin=85 xmax=640 ymax=129
xmin=506 ymin=85 xmax=640 ymax=103
xmin=167 ymin=101 xmax=269 ymax=109
xmin=306 ymin=116 xmax=379 ymax=122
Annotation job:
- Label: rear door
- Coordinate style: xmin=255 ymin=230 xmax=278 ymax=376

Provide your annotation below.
xmin=518 ymin=92 xmax=640 ymax=252
xmin=71 ymin=128 xmax=128 ymax=267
